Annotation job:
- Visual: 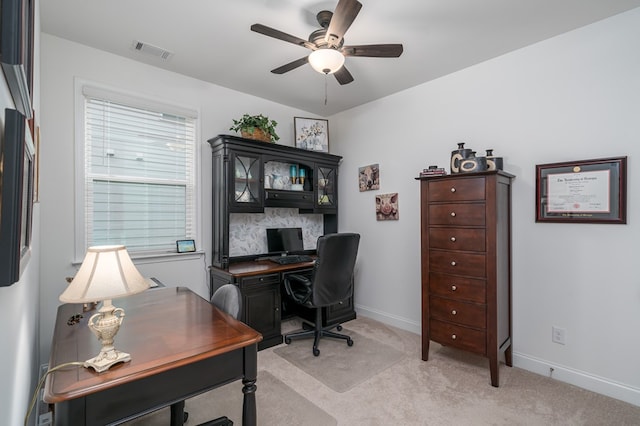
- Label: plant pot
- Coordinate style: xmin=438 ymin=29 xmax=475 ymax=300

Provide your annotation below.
xmin=241 ymin=128 xmax=271 ymax=143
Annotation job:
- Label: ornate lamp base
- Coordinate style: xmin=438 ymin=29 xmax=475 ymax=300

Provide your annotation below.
xmin=84 ymin=349 xmax=131 ymax=373
xmin=85 ymin=299 xmax=131 ymax=373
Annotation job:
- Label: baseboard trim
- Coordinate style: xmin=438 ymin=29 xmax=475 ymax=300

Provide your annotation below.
xmin=513 ymin=352 xmax=640 ymax=407
xmin=354 ymin=304 xmax=421 ymax=335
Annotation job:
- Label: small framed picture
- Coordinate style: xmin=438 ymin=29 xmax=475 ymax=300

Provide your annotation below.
xmin=376 ymin=193 xmax=399 ymax=221
xmin=359 ymin=163 xmax=380 ymax=191
xmin=294 ymin=117 xmax=329 ymax=152
xmin=176 ymin=239 xmax=196 ymax=253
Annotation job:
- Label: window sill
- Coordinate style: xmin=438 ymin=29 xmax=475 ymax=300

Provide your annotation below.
xmin=72 ymin=250 xmax=205 ymax=266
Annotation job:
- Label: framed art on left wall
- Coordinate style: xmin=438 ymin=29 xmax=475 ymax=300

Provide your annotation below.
xmin=0 ymin=0 xmax=35 ymax=120
xmin=0 ymin=108 xmax=34 ymax=286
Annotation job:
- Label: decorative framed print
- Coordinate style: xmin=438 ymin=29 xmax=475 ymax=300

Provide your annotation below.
xmin=0 ymin=0 xmax=35 ymax=120
xmin=535 ymin=156 xmax=627 ymax=224
xmin=294 ymin=117 xmax=329 ymax=152
xmin=359 ymin=163 xmax=380 ymax=191
xmin=0 ymin=108 xmax=34 ymax=286
xmin=376 ymin=193 xmax=399 ymax=221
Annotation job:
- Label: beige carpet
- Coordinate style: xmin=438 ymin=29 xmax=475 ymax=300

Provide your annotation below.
xmin=273 ymin=329 xmax=404 ymax=393
xmin=125 ymin=316 xmax=640 ymax=425
xmin=123 ymin=370 xmax=336 ymax=426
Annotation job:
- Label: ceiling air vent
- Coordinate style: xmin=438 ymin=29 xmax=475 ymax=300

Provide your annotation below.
xmin=131 ymin=40 xmax=174 ymax=60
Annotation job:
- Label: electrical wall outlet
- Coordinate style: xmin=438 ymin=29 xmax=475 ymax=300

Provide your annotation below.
xmin=552 ymin=326 xmax=566 ymax=345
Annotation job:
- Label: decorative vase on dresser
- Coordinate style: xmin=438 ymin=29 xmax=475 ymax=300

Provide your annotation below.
xmin=417 ymin=170 xmax=515 ymax=387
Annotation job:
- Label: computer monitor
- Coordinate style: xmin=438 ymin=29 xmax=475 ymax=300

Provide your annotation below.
xmin=266 ymin=227 xmax=304 ymax=253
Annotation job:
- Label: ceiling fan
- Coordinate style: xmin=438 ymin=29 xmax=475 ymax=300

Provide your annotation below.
xmin=250 ymin=0 xmax=403 ymax=85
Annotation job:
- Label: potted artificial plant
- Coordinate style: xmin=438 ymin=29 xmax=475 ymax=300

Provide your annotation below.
xmin=230 ymin=114 xmax=280 ymax=143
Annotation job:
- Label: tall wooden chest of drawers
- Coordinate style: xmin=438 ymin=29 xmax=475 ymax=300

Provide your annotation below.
xmin=418 ymin=171 xmax=514 ymax=387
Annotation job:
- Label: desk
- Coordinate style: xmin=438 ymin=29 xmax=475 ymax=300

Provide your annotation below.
xmin=44 ymin=287 xmax=262 ymax=426
xmin=210 ymin=259 xmax=356 ymax=350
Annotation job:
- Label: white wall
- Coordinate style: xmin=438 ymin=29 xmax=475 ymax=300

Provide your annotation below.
xmin=330 ymin=8 xmax=640 ymax=405
xmin=39 ymin=34 xmax=317 ymax=361
xmin=0 ymin=2 xmax=42 ymax=424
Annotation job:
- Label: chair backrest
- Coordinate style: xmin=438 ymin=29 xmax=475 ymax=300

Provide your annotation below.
xmin=311 ymin=233 xmax=360 ymax=306
xmin=211 ymin=284 xmax=242 ymax=320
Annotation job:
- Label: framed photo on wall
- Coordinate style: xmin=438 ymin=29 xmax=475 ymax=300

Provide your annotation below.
xmin=358 ymin=163 xmax=380 ymax=191
xmin=0 ymin=108 xmax=34 ymax=286
xmin=535 ymin=156 xmax=627 ymax=224
xmin=294 ymin=117 xmax=329 ymax=152
xmin=0 ymin=0 xmax=35 ymax=120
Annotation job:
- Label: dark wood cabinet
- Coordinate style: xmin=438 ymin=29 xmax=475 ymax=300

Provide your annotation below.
xmin=208 ymin=134 xmax=342 ymax=269
xmin=208 ymin=135 xmax=355 ymax=350
xmin=239 ymin=273 xmax=282 ymax=350
xmin=418 ymin=171 xmax=514 ymax=387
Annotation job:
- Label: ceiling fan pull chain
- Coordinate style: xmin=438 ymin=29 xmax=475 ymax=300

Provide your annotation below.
xmin=324 ymin=74 xmax=328 ymax=105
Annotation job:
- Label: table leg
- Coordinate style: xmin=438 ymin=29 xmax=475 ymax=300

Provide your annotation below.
xmin=242 ymin=345 xmax=258 ymax=426
xmin=170 ymin=400 xmax=185 ymax=426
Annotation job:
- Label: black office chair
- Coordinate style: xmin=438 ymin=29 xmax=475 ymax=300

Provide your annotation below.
xmin=283 ymin=233 xmax=360 ymax=356
xmin=179 ymin=285 xmax=241 ymax=426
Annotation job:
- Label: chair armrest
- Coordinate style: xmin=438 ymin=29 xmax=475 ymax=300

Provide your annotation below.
xmin=283 ymin=274 xmax=312 ymax=304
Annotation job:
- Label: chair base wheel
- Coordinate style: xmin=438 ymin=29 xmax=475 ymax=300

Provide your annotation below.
xmin=347 ymin=338 xmax=354 ymax=346
xmin=336 ymin=325 xmax=343 ymax=331
xmin=285 ymin=337 xmax=291 ymax=344
xmin=313 ymin=347 xmax=320 ymax=356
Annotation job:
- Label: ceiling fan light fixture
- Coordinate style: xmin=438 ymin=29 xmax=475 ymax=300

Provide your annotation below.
xmin=309 ymin=49 xmax=345 ymax=74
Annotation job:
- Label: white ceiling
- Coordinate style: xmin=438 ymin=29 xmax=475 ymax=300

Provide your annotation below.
xmin=41 ymin=0 xmax=640 ymax=116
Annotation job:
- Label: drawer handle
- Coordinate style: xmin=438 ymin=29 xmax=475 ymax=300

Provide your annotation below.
xmin=451 ymin=261 xmax=457 ymax=266
xmin=275 ymin=307 xmax=279 ymax=311
xmin=451 ymin=310 xmax=457 ymax=315
xmin=451 ymin=334 xmax=457 ymax=340
xmin=451 ymin=285 xmax=457 ymax=291
xmin=450 ymin=212 xmax=456 ymax=217
xmin=450 ymin=236 xmax=456 ymax=242
xmin=259 ymin=277 xmax=264 ymax=281
xmin=450 ymin=187 xmax=456 ymax=193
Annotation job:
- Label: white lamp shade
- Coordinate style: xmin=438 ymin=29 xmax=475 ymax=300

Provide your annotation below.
xmin=60 ymin=245 xmax=149 ymax=303
xmin=308 ymin=49 xmax=345 ymax=74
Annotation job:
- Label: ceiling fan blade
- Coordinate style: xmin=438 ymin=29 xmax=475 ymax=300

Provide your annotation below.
xmin=251 ymin=24 xmax=316 ymax=50
xmin=342 ymin=44 xmax=404 ymax=57
xmin=271 ymin=57 xmax=309 ymax=74
xmin=334 ymin=66 xmax=354 ymax=85
xmin=325 ymin=0 xmax=362 ymax=48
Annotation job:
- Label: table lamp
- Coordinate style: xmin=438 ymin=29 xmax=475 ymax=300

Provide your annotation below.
xmin=59 ymin=245 xmax=150 ymax=372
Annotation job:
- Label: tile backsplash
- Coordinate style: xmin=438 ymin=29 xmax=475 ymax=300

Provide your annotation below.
xmin=229 ymin=208 xmax=323 ymax=256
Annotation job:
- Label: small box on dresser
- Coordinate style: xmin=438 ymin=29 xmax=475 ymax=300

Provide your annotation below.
xmin=417 ymin=170 xmax=514 ymax=387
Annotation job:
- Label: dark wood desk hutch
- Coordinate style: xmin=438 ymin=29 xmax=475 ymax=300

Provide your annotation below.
xmin=208 ymin=135 xmax=355 ymax=350
xmin=418 ymin=171 xmax=514 ymax=387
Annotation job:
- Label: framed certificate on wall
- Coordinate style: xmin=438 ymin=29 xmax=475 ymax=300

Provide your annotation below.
xmin=536 ymin=156 xmax=627 ymax=224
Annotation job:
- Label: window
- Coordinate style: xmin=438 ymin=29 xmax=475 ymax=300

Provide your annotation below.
xmin=76 ymin=85 xmax=197 ymax=257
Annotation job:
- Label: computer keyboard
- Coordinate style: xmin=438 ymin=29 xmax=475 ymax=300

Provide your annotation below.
xmin=268 ymin=255 xmax=313 ymax=265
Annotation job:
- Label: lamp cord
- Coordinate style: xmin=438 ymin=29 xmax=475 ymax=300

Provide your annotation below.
xmin=24 ymin=361 xmax=85 ymax=426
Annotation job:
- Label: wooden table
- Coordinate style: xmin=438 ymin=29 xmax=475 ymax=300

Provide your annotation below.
xmin=44 ymin=287 xmax=262 ymax=425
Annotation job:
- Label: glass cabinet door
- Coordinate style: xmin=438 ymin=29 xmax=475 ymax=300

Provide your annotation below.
xmin=231 ymin=152 xmax=262 ymax=209
xmin=316 ymin=166 xmax=337 ymax=210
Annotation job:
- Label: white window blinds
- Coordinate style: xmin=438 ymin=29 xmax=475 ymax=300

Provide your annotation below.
xmin=82 ymin=91 xmax=196 ymax=254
